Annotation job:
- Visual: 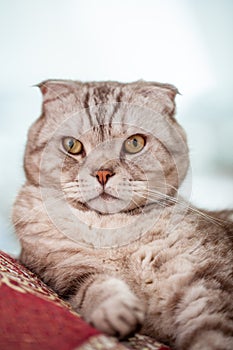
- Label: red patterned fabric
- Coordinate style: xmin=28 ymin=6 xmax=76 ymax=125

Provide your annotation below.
xmin=0 ymin=251 xmax=171 ymax=350
xmin=0 ymin=251 xmax=124 ymax=350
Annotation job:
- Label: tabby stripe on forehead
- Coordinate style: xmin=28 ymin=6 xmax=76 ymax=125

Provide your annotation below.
xmin=93 ymin=86 xmax=109 ymax=127
xmin=109 ymin=90 xmax=124 ymax=129
xmin=83 ymin=90 xmax=93 ymax=128
xmin=95 ymin=86 xmax=110 ymax=104
xmin=97 ymin=124 xmax=105 ymax=142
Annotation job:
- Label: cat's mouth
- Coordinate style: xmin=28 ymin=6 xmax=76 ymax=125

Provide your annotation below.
xmin=82 ymin=190 xmax=122 ymax=214
xmin=99 ymin=192 xmax=118 ymax=202
xmin=77 ymin=188 xmax=120 ymax=203
xmin=86 ymin=190 xmax=121 ymax=204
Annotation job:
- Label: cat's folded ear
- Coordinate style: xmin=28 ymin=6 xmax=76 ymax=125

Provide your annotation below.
xmin=133 ymin=81 xmax=180 ymax=117
xmin=134 ymin=80 xmax=179 ymax=99
xmin=36 ymin=79 xmax=77 ymax=102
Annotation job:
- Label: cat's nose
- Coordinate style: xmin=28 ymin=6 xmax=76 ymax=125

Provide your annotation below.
xmin=95 ymin=169 xmax=114 ymax=186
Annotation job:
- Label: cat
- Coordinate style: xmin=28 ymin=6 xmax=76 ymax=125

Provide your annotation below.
xmin=13 ymin=80 xmax=233 ymax=350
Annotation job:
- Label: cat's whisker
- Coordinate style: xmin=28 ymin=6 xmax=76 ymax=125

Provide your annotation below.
xmin=130 ymin=198 xmax=147 ymax=216
xmin=153 ymin=181 xmax=179 ymax=192
xmin=137 ymin=189 xmax=177 ymax=202
xmin=62 ymin=188 xmax=89 ymax=209
xmin=135 ymin=189 xmax=224 ymax=227
xmin=61 ymin=182 xmax=79 ymax=188
xmin=132 ymin=191 xmax=169 ymax=211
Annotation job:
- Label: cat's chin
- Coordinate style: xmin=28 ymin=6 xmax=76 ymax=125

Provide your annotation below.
xmin=84 ymin=195 xmax=148 ymax=216
xmin=86 ymin=195 xmax=126 ymax=215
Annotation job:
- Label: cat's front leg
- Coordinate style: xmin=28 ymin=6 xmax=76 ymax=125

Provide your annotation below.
xmin=69 ymin=275 xmax=145 ymax=338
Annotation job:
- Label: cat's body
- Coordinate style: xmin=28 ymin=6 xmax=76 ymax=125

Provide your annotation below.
xmin=13 ymin=80 xmax=233 ymax=350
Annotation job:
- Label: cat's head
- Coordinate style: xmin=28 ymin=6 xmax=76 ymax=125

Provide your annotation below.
xmin=24 ymin=80 xmax=189 ymax=215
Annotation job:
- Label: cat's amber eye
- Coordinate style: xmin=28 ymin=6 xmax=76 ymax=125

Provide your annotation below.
xmin=123 ymin=134 xmax=145 ymax=154
xmin=62 ymin=137 xmax=83 ymax=155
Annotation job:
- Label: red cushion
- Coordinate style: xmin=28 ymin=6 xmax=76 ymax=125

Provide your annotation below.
xmin=0 ymin=251 xmax=125 ymax=350
xmin=0 ymin=251 xmax=171 ymax=350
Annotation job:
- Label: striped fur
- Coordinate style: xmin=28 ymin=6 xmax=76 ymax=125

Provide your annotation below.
xmin=13 ymin=80 xmax=233 ymax=349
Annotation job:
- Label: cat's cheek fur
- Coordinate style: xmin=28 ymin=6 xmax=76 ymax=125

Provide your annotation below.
xmin=69 ymin=276 xmax=146 ymax=338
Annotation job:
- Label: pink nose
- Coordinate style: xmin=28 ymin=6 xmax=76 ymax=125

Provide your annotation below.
xmin=95 ymin=170 xmax=114 ymax=186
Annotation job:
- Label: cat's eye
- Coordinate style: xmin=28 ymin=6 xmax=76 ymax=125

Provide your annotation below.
xmin=123 ymin=134 xmax=145 ymax=154
xmin=62 ymin=137 xmax=83 ymax=155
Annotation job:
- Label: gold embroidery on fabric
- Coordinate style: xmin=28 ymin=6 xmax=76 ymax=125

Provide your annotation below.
xmin=76 ymin=335 xmax=127 ymax=350
xmin=0 ymin=253 xmax=79 ymax=315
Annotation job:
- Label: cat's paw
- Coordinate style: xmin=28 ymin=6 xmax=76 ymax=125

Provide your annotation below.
xmin=88 ymin=292 xmax=145 ymax=338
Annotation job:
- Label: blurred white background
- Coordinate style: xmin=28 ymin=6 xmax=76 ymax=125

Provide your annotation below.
xmin=0 ymin=0 xmax=233 ymax=255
